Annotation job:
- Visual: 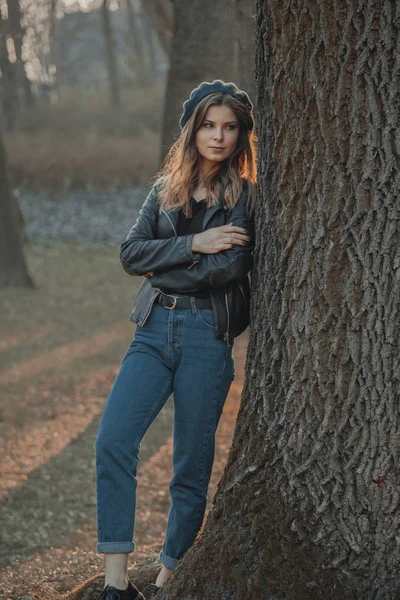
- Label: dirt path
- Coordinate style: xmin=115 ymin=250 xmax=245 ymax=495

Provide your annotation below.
xmin=0 ymin=243 xmax=249 ymax=600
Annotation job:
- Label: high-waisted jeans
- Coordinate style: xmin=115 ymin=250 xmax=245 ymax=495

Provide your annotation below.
xmin=95 ymin=296 xmax=235 ymax=569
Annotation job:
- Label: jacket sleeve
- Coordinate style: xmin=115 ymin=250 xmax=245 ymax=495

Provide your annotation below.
xmin=120 ymin=184 xmax=202 ymax=276
xmin=148 ymin=190 xmax=255 ymax=291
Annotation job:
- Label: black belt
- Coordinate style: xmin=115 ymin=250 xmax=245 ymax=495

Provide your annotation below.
xmin=155 ymin=293 xmax=212 ymax=310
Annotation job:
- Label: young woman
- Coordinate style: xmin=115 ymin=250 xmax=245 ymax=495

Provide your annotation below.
xmin=95 ymin=79 xmax=257 ymax=600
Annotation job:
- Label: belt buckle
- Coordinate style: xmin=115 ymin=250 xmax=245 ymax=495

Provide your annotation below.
xmin=164 ymin=294 xmax=178 ymax=310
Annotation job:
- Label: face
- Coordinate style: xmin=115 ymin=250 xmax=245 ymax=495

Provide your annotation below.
xmin=194 ymin=104 xmax=240 ymax=169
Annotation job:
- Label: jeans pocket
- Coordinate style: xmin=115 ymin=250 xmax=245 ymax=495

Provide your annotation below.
xmin=196 ymin=308 xmax=215 ymax=329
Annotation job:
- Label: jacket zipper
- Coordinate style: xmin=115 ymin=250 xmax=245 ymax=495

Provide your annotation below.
xmin=188 ymin=256 xmax=202 ymax=269
xmin=223 ymin=288 xmax=230 ymax=346
xmin=237 ymin=281 xmax=246 ymax=301
xmin=163 ymin=208 xmax=200 ymax=270
xmin=162 ymin=210 xmax=177 ymax=236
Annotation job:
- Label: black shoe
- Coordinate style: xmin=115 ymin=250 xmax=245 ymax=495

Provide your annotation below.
xmin=97 ymin=580 xmax=145 ymax=600
xmin=142 ymin=583 xmax=160 ymax=599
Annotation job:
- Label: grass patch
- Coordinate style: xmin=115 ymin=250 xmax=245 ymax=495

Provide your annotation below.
xmin=0 ymin=240 xmax=142 ymax=337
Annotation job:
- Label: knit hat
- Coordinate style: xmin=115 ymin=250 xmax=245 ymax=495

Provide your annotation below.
xmin=179 ymin=79 xmax=254 ymax=130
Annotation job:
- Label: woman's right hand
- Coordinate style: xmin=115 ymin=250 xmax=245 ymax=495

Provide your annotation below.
xmin=192 ymin=222 xmax=250 ymax=255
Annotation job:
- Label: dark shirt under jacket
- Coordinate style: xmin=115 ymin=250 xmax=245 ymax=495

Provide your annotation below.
xmin=159 ymin=197 xmax=210 ymax=299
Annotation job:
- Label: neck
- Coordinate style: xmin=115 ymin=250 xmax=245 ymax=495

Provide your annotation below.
xmin=198 ymin=157 xmax=220 ymax=185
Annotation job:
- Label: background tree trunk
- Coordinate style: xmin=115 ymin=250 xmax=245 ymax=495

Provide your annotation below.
xmin=140 ymin=0 xmax=173 ymax=58
xmin=157 ymin=1 xmax=400 ymax=599
xmin=48 ymin=0 xmax=59 ymax=101
xmin=159 ymin=0 xmax=237 ymax=162
xmin=101 ymin=0 xmax=121 ymax=107
xmin=126 ymin=0 xmax=144 ymax=61
xmin=0 ymin=10 xmax=19 ymax=130
xmin=0 ymin=128 xmax=33 ymax=288
xmin=235 ymin=0 xmax=257 ymax=107
xmin=141 ymin=8 xmax=157 ymax=78
xmin=6 ymin=0 xmax=34 ymax=108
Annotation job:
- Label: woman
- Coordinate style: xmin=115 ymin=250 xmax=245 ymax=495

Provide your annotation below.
xmin=95 ymin=79 xmax=257 ymax=600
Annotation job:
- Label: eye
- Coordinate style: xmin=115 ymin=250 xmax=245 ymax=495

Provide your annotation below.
xmin=226 ymin=125 xmax=238 ymax=130
xmin=203 ymin=122 xmax=213 ymax=128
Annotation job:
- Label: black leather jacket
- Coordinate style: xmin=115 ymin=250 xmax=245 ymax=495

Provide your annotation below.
xmin=120 ymin=182 xmax=255 ymax=346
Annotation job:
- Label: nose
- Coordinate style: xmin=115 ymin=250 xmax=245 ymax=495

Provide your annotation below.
xmin=213 ymin=128 xmax=223 ymax=141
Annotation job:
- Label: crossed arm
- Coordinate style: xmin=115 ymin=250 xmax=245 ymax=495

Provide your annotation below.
xmin=120 ymin=183 xmax=255 ymax=290
xmin=120 ymin=184 xmax=202 ymax=276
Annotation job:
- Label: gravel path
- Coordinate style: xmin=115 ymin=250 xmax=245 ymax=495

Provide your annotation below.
xmin=16 ymin=186 xmax=150 ymax=245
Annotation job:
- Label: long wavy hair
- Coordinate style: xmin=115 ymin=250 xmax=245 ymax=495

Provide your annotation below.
xmin=153 ymin=92 xmax=257 ymax=218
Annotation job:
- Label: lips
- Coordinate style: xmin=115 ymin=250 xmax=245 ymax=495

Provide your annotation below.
xmin=209 ymin=147 xmax=225 ymax=150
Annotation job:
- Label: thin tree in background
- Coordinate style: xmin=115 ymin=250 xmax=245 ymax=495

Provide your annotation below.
xmin=0 ymin=127 xmax=33 ymax=288
xmin=141 ymin=6 xmax=157 ymax=78
xmin=140 ymin=0 xmax=173 ymax=58
xmin=101 ymin=0 xmax=121 ymax=106
xmin=47 ymin=0 xmax=59 ymax=100
xmin=156 ymin=1 xmax=400 ymax=599
xmin=126 ymin=0 xmax=144 ymax=61
xmin=235 ymin=0 xmax=256 ymax=104
xmin=6 ymin=0 xmax=34 ymax=108
xmin=0 ymin=8 xmax=19 ymax=129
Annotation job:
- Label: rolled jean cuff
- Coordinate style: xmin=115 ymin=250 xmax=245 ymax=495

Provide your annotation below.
xmin=159 ymin=550 xmax=179 ymax=570
xmin=97 ymin=541 xmax=135 ymax=553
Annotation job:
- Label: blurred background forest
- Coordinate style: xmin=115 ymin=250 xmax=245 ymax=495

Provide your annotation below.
xmin=1 ymin=0 xmax=256 ymax=192
xmin=2 ymin=0 xmax=167 ymax=191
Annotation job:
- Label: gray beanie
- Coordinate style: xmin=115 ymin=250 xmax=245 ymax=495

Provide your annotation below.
xmin=179 ymin=79 xmax=254 ymax=130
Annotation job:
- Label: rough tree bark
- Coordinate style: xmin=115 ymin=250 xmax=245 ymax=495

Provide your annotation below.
xmin=159 ymin=0 xmax=237 ymax=162
xmin=0 ymin=128 xmax=33 ymax=288
xmin=157 ymin=1 xmax=400 ymax=599
xmin=101 ymin=0 xmax=121 ymax=107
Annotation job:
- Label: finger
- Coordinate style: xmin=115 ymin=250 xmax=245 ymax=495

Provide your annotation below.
xmin=225 ymin=224 xmax=247 ymax=233
xmin=228 ymin=236 xmax=248 ymax=246
xmin=224 ymin=230 xmax=249 ymax=243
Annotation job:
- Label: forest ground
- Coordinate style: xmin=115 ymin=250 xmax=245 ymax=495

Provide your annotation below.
xmin=0 ymin=242 xmax=248 ymax=600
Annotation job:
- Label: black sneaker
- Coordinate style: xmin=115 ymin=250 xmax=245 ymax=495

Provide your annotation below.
xmin=142 ymin=583 xmax=160 ymax=599
xmin=97 ymin=580 xmax=145 ymax=600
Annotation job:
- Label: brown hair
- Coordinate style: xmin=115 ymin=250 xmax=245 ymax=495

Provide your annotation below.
xmin=153 ymin=92 xmax=257 ymax=217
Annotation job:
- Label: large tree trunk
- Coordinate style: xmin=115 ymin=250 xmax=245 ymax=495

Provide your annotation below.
xmin=159 ymin=0 xmax=237 ymax=162
xmin=0 ymin=128 xmax=33 ymax=288
xmin=157 ymin=1 xmax=400 ymax=599
xmin=101 ymin=0 xmax=121 ymax=107
xmin=6 ymin=0 xmax=34 ymax=108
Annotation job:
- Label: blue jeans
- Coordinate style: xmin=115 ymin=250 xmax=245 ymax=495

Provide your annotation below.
xmin=95 ymin=296 xmax=235 ymax=569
